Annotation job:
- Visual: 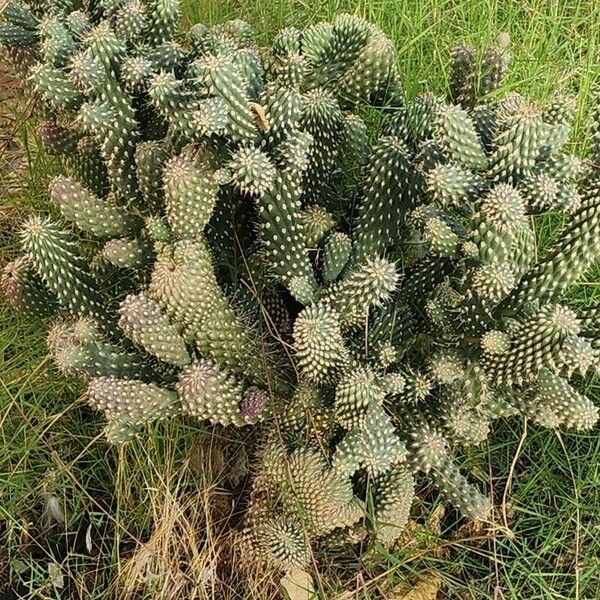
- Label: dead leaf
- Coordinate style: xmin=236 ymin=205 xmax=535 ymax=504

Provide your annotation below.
xmin=85 ymin=522 xmax=93 ymax=554
xmin=426 ymin=505 xmax=445 ymax=535
xmin=385 ymin=574 xmax=442 ymax=600
xmin=47 ymin=562 xmax=64 ymax=589
xmin=250 ymin=102 xmax=270 ymax=132
xmin=281 ymin=567 xmax=314 ymax=600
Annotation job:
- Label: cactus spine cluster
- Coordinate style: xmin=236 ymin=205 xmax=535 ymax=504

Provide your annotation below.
xmin=2 ymin=1 xmax=599 ymax=575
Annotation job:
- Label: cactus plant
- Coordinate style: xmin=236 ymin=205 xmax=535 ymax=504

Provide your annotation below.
xmin=2 ymin=2 xmax=599 ymax=579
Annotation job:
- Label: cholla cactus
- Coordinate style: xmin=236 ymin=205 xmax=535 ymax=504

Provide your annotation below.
xmin=176 ymin=359 xmax=268 ymax=426
xmin=3 ymin=3 xmax=600 ymax=577
xmin=47 ymin=316 xmax=147 ymax=379
xmin=118 ymin=292 xmax=191 ymax=366
xmin=86 ymin=376 xmax=180 ymax=443
xmin=2 ymin=256 xmax=57 ymax=319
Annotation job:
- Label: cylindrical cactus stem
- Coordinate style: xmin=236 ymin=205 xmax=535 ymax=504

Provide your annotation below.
xmin=176 ymin=359 xmax=267 ymax=426
xmin=293 ymin=303 xmax=349 ymax=384
xmin=520 ymin=368 xmax=598 ymax=431
xmin=49 ymin=175 xmax=142 ymax=238
xmin=505 ymin=193 xmax=600 ymax=310
xmin=37 ymin=122 xmax=79 ymax=155
xmin=256 ymin=132 xmax=317 ymax=301
xmin=20 ymin=216 xmax=114 ymax=333
xmin=100 ymin=237 xmax=153 ymax=270
xmin=448 ymin=44 xmax=477 ymax=108
xmin=337 ymin=30 xmax=397 ymax=104
xmin=488 ymin=103 xmax=546 ymax=184
xmin=190 ymin=53 xmax=259 ymax=143
xmin=29 ymin=62 xmax=83 ymax=110
xmin=47 ymin=316 xmax=149 ymax=379
xmin=146 ymin=0 xmax=179 ymax=46
xmin=148 ymin=238 xmax=217 ymax=338
xmin=1 ymin=256 xmax=57 ymax=319
xmin=113 ymin=0 xmax=148 ymax=47
xmin=300 ymin=88 xmax=345 ymax=201
xmin=433 ymin=105 xmax=488 ymax=171
xmin=134 ymin=140 xmax=169 ymax=212
xmin=430 ymin=459 xmax=491 ymax=521
xmin=372 ymin=466 xmax=415 ymax=545
xmin=482 ymin=304 xmax=580 ymax=386
xmin=118 ymin=292 xmax=191 ymax=366
xmin=480 ymin=32 xmax=511 ymax=97
xmin=163 ymin=150 xmax=221 ymax=240
xmin=86 ymin=377 xmax=181 ymax=444
xmin=352 ymin=136 xmax=414 ymax=263
xmin=2 ymin=2 xmax=39 ymax=31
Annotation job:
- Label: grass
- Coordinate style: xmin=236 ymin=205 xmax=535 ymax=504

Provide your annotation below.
xmin=1 ymin=0 xmax=600 ymax=598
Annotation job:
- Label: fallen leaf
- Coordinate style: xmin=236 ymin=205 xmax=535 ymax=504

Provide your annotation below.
xmin=85 ymin=522 xmax=93 ymax=554
xmin=385 ymin=573 xmax=442 ymax=600
xmin=47 ymin=562 xmax=64 ymax=589
xmin=281 ymin=567 xmax=315 ymax=600
xmin=426 ymin=505 xmax=445 ymax=535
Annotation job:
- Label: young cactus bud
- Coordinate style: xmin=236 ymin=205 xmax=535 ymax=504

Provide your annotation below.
xmin=334 ymin=365 xmax=384 ymax=429
xmin=252 ymin=515 xmax=309 ymax=570
xmin=299 ymin=205 xmax=335 ymax=247
xmin=407 ymin=422 xmax=448 ymax=473
xmin=227 ymin=146 xmax=276 ymax=197
xmin=325 ymin=256 xmax=399 ymax=327
xmin=422 ymin=217 xmax=459 ymax=257
xmin=322 ymin=232 xmax=351 ymax=283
